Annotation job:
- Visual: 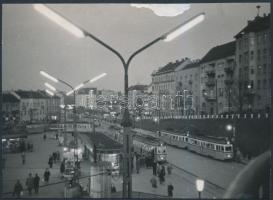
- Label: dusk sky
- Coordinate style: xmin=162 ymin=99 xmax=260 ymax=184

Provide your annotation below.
xmin=2 ymin=3 xmax=270 ymax=92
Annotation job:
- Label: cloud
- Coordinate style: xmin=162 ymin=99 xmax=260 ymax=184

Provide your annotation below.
xmin=131 ymin=4 xmax=191 ymax=17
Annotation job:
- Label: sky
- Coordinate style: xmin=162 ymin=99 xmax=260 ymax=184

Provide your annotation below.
xmin=2 ymin=3 xmax=270 ymax=92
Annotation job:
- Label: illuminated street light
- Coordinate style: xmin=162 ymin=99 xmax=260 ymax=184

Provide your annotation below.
xmin=196 ymin=179 xmax=205 ymax=199
xmin=45 ymin=82 xmax=57 ymax=91
xmin=163 ymin=13 xmax=205 ymax=42
xmin=40 ymin=71 xmax=58 ymax=83
xmin=34 ymin=5 xmax=205 ymax=197
xmin=34 ymin=4 xmax=85 ymax=38
xmin=45 ymin=89 xmax=54 ymax=96
xmin=66 ymin=73 xmax=107 ymax=96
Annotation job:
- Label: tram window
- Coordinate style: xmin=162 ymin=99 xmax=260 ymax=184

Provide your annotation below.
xmin=216 ymin=145 xmax=220 ymax=151
xmin=225 ymin=146 xmax=232 ymax=152
xmin=185 ymin=138 xmax=188 ymax=142
xmin=221 ymin=146 xmax=224 ymax=151
xmin=211 ymin=144 xmax=215 ymax=150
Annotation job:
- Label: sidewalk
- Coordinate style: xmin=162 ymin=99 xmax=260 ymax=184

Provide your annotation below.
xmin=2 ymin=132 xmax=69 ymax=198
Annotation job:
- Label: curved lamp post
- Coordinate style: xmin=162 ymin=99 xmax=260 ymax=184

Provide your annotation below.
xmin=41 ymin=70 xmax=106 ymax=180
xmin=34 ymin=4 xmax=205 ymax=197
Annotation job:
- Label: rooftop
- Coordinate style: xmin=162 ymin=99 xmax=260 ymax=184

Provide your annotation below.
xmin=200 ymin=41 xmax=236 ymax=64
xmin=80 ymin=132 xmax=122 ymax=152
xmin=182 ymin=60 xmax=201 ymax=70
xmin=152 ymin=58 xmax=189 ymax=75
xmin=128 ymin=84 xmax=148 ymax=91
xmin=235 ymin=13 xmax=270 ymax=39
xmin=3 ymin=93 xmax=20 ymax=103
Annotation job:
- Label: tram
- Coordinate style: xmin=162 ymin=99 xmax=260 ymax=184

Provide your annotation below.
xmin=159 ymin=131 xmax=233 ymax=160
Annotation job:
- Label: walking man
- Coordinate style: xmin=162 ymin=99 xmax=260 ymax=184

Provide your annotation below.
xmin=136 ymin=157 xmax=140 ymax=174
xmin=43 ymin=134 xmax=46 ymax=141
xmin=25 ymin=173 xmax=34 ymax=196
xmin=152 ymin=161 xmax=157 ymax=175
xmin=44 ymin=168 xmax=50 ymax=183
xmin=33 ymin=173 xmax=40 ymax=194
xmin=21 ymin=152 xmax=26 ymax=165
xmin=60 ymin=161 xmax=65 ymax=176
xmin=168 ymin=182 xmax=174 ymax=197
xmin=48 ymin=156 xmax=53 ymax=168
xmin=150 ymin=175 xmax=157 ymax=188
xmin=13 ymin=180 xmax=23 ymax=198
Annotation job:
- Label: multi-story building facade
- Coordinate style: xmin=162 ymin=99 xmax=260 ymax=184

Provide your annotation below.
xmin=2 ymin=92 xmax=20 ymax=121
xmin=128 ymin=84 xmax=149 ymax=116
xmin=151 ymin=58 xmax=191 ymax=114
xmin=14 ymin=90 xmax=48 ymax=122
xmin=76 ymin=87 xmax=97 ymax=109
xmin=175 ymin=60 xmax=201 ymax=115
xmin=234 ymin=12 xmax=271 ymax=112
xmin=199 ymin=41 xmax=236 ymax=115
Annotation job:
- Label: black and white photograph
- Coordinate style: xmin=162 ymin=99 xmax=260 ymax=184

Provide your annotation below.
xmin=1 ymin=3 xmax=271 ymax=198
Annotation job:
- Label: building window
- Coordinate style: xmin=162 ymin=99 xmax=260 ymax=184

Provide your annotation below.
xmin=257 ymin=80 xmax=261 ymax=90
xmin=250 ymin=51 xmax=254 ymax=60
xmin=263 ymin=64 xmax=267 ymax=74
xmin=219 ymin=88 xmax=224 ymax=97
xmin=257 ymin=50 xmax=261 ymax=61
xmin=250 ymin=36 xmax=255 ymax=46
xmin=239 ymin=55 xmax=242 ymax=64
xmin=263 ymin=49 xmax=267 ymax=59
xmin=263 ymin=79 xmax=267 ymax=89
xmin=263 ymin=33 xmax=267 ymax=43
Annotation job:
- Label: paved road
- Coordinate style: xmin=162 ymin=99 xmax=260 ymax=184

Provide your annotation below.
xmin=99 ymin=121 xmax=245 ymax=193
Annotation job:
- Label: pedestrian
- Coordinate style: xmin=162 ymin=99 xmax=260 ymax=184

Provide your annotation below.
xmin=13 ymin=180 xmax=23 ymax=198
xmin=43 ymin=168 xmax=50 ymax=183
xmin=150 ymin=175 xmax=157 ymax=188
xmin=48 ymin=156 xmax=53 ymax=168
xmin=159 ymin=166 xmax=165 ymax=184
xmin=145 ymin=156 xmax=149 ymax=168
xmin=111 ymin=184 xmax=117 ymax=193
xmin=21 ymin=152 xmax=26 ymax=165
xmin=53 ymin=152 xmax=57 ymax=163
xmin=27 ymin=142 xmax=31 ymax=152
xmin=30 ymin=143 xmax=34 ymax=152
xmin=56 ymin=151 xmax=60 ymax=162
xmin=25 ymin=173 xmax=34 ymax=196
xmin=167 ymin=182 xmax=174 ymax=197
xmin=60 ymin=161 xmax=65 ymax=175
xmin=167 ymin=164 xmax=173 ymax=175
xmin=152 ymin=161 xmax=157 ymax=176
xmin=56 ymin=133 xmax=58 ymax=140
xmin=43 ymin=134 xmax=46 ymax=141
xmin=136 ymin=157 xmax=140 ymax=174
xmin=33 ymin=173 xmax=40 ymax=194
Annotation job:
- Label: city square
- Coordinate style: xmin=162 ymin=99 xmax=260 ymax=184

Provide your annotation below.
xmin=2 ymin=3 xmax=271 ymax=198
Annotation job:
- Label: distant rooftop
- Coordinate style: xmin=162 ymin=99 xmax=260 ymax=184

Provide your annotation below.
xmin=152 ymin=58 xmax=189 ymax=75
xmin=182 ymin=60 xmax=201 ymax=70
xmin=15 ymin=90 xmax=60 ymax=99
xmin=200 ymin=41 xmax=236 ymax=64
xmin=3 ymin=93 xmax=20 ymax=103
xmin=235 ymin=13 xmax=270 ymax=39
xmin=128 ymin=84 xmax=148 ymax=91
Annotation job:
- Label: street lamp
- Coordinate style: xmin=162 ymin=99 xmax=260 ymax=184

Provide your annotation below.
xmin=34 ymin=5 xmax=205 ymax=197
xmin=196 ymin=179 xmax=205 ymax=199
xmin=41 ymin=70 xmax=106 ymax=180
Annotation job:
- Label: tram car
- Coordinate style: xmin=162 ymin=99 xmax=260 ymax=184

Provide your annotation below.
xmin=159 ymin=131 xmax=233 ymax=160
xmin=133 ymin=134 xmax=167 ymax=163
xmin=106 ymin=128 xmax=167 ymax=163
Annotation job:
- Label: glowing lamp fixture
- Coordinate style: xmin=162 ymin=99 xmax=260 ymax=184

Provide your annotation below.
xmin=45 ymin=82 xmax=56 ymax=91
xmin=196 ymin=179 xmax=205 ymax=192
xmin=45 ymin=89 xmax=54 ymax=96
xmin=33 ymin=4 xmax=85 ymax=38
xmin=40 ymin=71 xmax=58 ymax=83
xmin=226 ymin=124 xmax=232 ymax=131
xmin=89 ymin=73 xmax=107 ymax=83
xmin=163 ymin=13 xmax=205 ymax=42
